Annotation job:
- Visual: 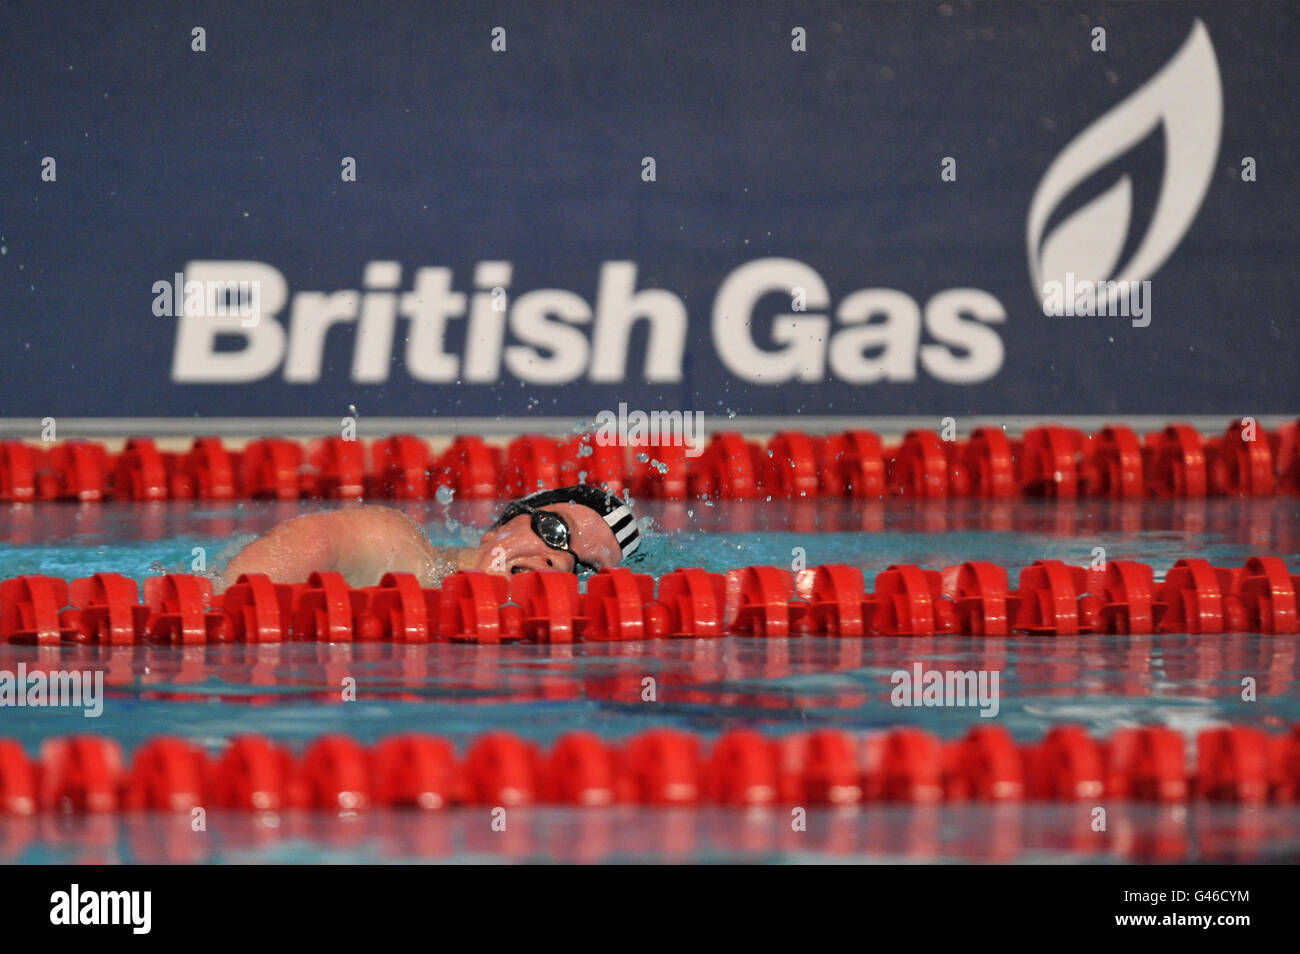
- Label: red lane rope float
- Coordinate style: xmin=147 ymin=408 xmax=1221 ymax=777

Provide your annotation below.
xmin=2 ymin=418 xmax=1298 ymax=502
xmin=2 ymin=724 xmax=1297 ymax=814
xmin=1 ymin=555 xmax=1295 ymax=645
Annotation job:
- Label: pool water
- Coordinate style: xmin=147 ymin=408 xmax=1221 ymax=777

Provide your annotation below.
xmin=1 ymin=497 xmax=1299 ymax=863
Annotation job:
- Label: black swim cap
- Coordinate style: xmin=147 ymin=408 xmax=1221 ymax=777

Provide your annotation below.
xmin=493 ymin=485 xmax=642 ymax=560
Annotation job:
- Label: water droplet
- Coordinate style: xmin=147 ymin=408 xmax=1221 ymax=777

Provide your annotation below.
xmin=435 ymin=485 xmax=455 ymax=505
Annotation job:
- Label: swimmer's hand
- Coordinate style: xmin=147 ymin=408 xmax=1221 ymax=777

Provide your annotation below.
xmin=218 ymin=506 xmax=450 ymax=591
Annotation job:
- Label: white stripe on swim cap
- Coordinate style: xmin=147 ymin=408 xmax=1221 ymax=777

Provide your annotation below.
xmin=603 ymin=504 xmax=640 ymax=557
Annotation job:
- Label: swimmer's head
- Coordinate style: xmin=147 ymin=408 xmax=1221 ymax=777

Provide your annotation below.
xmin=471 ymin=485 xmax=641 ymax=576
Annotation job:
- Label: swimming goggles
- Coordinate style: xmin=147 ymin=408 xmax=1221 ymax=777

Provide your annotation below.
xmin=498 ymin=503 xmax=597 ymax=574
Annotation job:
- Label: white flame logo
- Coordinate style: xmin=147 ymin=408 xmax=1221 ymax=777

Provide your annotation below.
xmin=1028 ymin=20 xmax=1222 ymax=300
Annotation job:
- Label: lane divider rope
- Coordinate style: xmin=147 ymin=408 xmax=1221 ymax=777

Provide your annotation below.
xmin=2 ymin=556 xmax=1296 ymax=644
xmin=1 ymin=418 xmax=1298 ymax=502
xmin=1 ymin=724 xmax=1296 ymax=814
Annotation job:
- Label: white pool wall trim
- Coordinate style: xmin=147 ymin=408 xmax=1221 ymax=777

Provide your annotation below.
xmin=1 ymin=414 xmax=1294 ymax=444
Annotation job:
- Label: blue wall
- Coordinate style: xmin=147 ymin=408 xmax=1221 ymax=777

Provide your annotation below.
xmin=0 ymin=1 xmax=1295 ymax=419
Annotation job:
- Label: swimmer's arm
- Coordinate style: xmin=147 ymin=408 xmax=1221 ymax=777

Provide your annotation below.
xmin=219 ymin=506 xmax=448 ymax=589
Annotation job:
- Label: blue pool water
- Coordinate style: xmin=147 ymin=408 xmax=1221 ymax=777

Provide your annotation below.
xmin=1 ymin=497 xmax=1299 ymax=863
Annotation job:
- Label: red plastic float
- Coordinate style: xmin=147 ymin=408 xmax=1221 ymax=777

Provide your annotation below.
xmin=1107 ymin=727 xmax=1188 ymax=802
xmin=180 ymin=437 xmax=237 ymax=500
xmin=1011 ymin=560 xmax=1092 ymax=635
xmin=123 ymin=738 xmax=206 ymax=812
xmin=962 ymin=427 xmax=1017 ymax=497
xmin=509 ymin=570 xmax=580 ymax=643
xmin=871 ymin=564 xmax=954 ymax=636
xmin=0 ymin=440 xmax=38 ymax=502
xmin=438 ymin=572 xmax=511 ymax=642
xmin=1197 ymin=727 xmax=1270 ymax=804
xmin=871 ymin=729 xmax=945 ymax=803
xmin=0 ymin=575 xmax=75 ymax=644
xmin=39 ymin=736 xmax=122 ymax=814
xmin=800 ymin=564 xmax=868 ymax=637
xmin=209 ymin=735 xmax=300 ymax=811
xmin=1155 ymin=559 xmax=1245 ymax=635
xmin=48 ymin=440 xmax=110 ymax=501
xmin=945 ymin=726 xmax=1025 ymax=801
xmin=1095 ymin=560 xmax=1157 ymax=635
xmin=222 ymin=573 xmax=297 ymax=642
xmin=1019 ymin=426 xmax=1084 ymax=497
xmin=371 ymin=434 xmax=432 ymax=499
xmin=690 ymin=432 xmax=761 ymax=499
xmin=142 ymin=573 xmax=225 ymax=644
xmin=950 ymin=561 xmax=1011 ymax=637
xmin=361 ymin=572 xmax=439 ymax=643
xmin=581 ymin=567 xmax=657 ymax=641
xmin=888 ymin=430 xmax=949 ymax=497
xmin=370 ymin=734 xmax=460 ymax=809
xmin=309 ymin=437 xmax=366 ymax=499
xmin=546 ymin=732 xmax=618 ymax=806
xmin=301 ymin=735 xmax=372 ymax=811
xmin=1088 ymin=425 xmax=1145 ymax=497
xmin=67 ymin=572 xmax=151 ymax=644
xmin=433 ymin=435 xmax=500 ymax=498
xmin=292 ymin=571 xmax=366 ymax=642
xmin=1235 ymin=555 xmax=1298 ymax=635
xmin=765 ymin=431 xmax=820 ymax=497
xmin=730 ymin=566 xmax=796 ymax=637
xmin=502 ymin=435 xmax=563 ymax=497
xmin=1211 ymin=419 xmax=1275 ymax=496
xmin=1146 ymin=424 xmax=1208 ymax=497
xmin=0 ymin=741 xmax=37 ymax=815
xmin=1023 ymin=726 xmax=1104 ymax=800
xmin=462 ymin=733 xmax=540 ymax=806
xmin=832 ymin=430 xmax=887 ymax=497
xmin=622 ymin=730 xmax=701 ymax=805
xmin=653 ymin=567 xmax=728 ymax=638
xmin=561 ymin=434 xmax=626 ymax=493
xmin=240 ymin=438 xmax=303 ymax=499
xmin=627 ymin=440 xmax=687 ymax=499
xmin=704 ymin=730 xmax=779 ymax=806
xmin=113 ymin=437 xmax=168 ymax=501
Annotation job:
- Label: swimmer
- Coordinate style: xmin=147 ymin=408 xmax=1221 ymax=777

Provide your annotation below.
xmin=217 ymin=485 xmax=642 ymax=591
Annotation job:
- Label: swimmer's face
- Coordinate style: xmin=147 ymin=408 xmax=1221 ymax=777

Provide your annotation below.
xmin=475 ymin=502 xmax=622 ymax=575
